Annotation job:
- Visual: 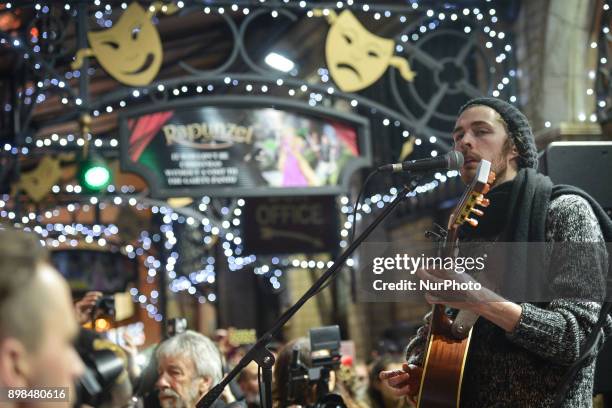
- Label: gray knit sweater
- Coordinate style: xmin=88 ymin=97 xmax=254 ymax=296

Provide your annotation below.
xmin=405 ymin=194 xmax=611 ymax=407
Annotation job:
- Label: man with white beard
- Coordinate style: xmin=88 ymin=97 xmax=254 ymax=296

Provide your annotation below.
xmin=156 ymin=330 xmax=229 ymax=408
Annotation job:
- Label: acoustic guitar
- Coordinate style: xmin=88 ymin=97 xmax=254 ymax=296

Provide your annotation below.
xmin=416 ymin=159 xmax=495 ymax=408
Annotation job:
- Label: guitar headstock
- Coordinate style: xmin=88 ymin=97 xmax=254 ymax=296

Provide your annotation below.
xmin=448 ymin=160 xmax=495 ymax=230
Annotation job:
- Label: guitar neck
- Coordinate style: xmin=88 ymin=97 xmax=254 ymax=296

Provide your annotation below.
xmin=417 ymin=160 xmax=494 ymax=408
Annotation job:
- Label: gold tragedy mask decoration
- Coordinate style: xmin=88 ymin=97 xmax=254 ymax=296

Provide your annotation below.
xmin=319 ymin=10 xmax=416 ymax=92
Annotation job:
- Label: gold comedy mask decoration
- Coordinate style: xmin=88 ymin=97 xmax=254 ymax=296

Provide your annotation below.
xmin=72 ymin=2 xmax=177 ymax=86
xmin=12 ymin=156 xmax=63 ymax=202
xmin=318 ymin=10 xmax=416 ymax=92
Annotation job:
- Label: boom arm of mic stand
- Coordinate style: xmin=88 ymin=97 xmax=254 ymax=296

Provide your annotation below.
xmin=196 ymin=179 xmax=420 ymax=408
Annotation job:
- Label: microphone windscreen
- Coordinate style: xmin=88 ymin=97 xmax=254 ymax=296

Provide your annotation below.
xmin=447 ymin=151 xmax=464 ymax=170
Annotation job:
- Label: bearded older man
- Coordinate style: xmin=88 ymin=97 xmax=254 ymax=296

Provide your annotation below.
xmin=156 ymin=330 xmax=241 ymax=408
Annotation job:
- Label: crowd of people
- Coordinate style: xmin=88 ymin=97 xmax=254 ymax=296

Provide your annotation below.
xmin=2 ymin=97 xmax=611 ymax=408
xmin=0 ymin=228 xmax=414 ymax=408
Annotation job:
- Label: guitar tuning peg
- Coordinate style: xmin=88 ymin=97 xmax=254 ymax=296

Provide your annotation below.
xmin=476 ymin=196 xmax=490 ymax=207
xmin=471 ymin=208 xmax=484 ymax=217
xmin=465 ymin=218 xmax=478 ymax=227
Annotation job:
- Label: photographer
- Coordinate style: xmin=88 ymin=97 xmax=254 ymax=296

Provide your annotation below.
xmin=74 ymin=291 xmax=104 ymax=326
xmin=72 ymin=292 xmax=142 ymax=407
xmin=74 ymin=328 xmax=135 ymax=408
xmin=272 ymin=336 xmax=359 ymax=408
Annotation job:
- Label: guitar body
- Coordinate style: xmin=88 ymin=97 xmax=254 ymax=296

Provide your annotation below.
xmin=415 ymin=159 xmax=495 ymax=408
xmin=417 ymin=305 xmax=472 ymax=408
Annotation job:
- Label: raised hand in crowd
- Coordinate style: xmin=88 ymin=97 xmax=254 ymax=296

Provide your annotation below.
xmin=74 ymin=290 xmax=103 ymax=325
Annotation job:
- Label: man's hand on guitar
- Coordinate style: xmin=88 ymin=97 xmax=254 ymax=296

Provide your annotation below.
xmin=379 ymin=363 xmax=423 ymax=402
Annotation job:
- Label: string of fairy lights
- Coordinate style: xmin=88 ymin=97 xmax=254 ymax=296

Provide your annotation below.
xmin=3 ymin=0 xmax=516 ymax=144
xmin=0 ymin=0 xmax=607 ymax=321
xmin=594 ymin=2 xmax=611 ymax=122
xmin=0 ymin=0 xmax=603 ymax=124
xmin=3 ymin=0 xmax=598 ymax=155
xmin=0 ymin=171 xmax=459 ymax=324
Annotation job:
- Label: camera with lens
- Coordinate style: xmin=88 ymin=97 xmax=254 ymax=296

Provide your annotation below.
xmin=73 ymin=329 xmax=130 ymax=407
xmin=94 ymin=295 xmax=115 ymax=318
xmin=287 ymin=325 xmax=346 ymax=408
xmin=166 ymin=317 xmax=188 ymax=337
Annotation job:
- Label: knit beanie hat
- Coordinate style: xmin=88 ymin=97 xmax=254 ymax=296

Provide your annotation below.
xmin=459 ymin=97 xmax=538 ymax=169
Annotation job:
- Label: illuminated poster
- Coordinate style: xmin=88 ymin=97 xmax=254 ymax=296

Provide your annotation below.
xmin=120 ymin=99 xmax=371 ymax=197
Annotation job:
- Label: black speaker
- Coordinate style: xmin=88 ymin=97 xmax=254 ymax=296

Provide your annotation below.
xmin=540 ymin=142 xmax=612 ymax=398
xmin=539 ymin=141 xmax=612 ymax=210
xmin=595 ymin=338 xmax=612 ymax=395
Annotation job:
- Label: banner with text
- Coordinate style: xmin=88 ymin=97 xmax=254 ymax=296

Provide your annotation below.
xmin=120 ymin=102 xmax=370 ymax=197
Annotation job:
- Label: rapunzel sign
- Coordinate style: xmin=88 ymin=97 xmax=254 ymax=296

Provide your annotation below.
xmin=119 ymin=97 xmax=371 ymax=198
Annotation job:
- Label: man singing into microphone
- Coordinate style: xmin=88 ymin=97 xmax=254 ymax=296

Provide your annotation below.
xmin=381 ymin=97 xmax=612 ymax=407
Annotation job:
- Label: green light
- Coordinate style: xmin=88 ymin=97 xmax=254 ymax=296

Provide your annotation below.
xmin=83 ymin=165 xmax=111 ymax=189
xmin=78 ymin=156 xmax=111 ymax=192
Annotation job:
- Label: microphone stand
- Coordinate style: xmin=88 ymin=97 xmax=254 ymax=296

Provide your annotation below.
xmin=196 ymin=177 xmax=421 ymax=408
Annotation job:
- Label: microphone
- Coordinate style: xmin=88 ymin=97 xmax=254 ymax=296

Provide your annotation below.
xmin=378 ymin=151 xmax=464 ymax=173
